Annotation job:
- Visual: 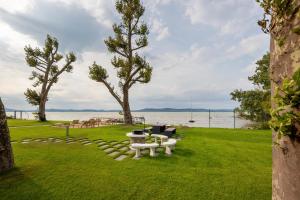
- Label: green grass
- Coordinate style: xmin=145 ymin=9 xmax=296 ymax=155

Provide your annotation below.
xmin=7 ymin=119 xmax=67 ymax=127
xmin=0 ymin=119 xmax=272 ymax=200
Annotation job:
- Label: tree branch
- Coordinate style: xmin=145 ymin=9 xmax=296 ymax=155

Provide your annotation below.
xmin=102 ymin=81 xmax=123 ymax=107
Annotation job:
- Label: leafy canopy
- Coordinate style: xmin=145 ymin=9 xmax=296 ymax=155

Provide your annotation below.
xmin=231 ymin=53 xmax=271 ymax=126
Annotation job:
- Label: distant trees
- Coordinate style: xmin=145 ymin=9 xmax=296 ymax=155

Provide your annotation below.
xmin=89 ymin=0 xmax=152 ymax=125
xmin=0 ymin=98 xmax=14 ymax=172
xmin=24 ymin=35 xmax=76 ymax=121
xmin=231 ymin=53 xmax=271 ymax=128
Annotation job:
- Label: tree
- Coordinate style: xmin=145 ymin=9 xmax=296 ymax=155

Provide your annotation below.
xmin=89 ymin=0 xmax=152 ymax=125
xmin=257 ymin=0 xmax=300 ymax=199
xmin=230 ymin=53 xmax=271 ymax=128
xmin=24 ymin=35 xmax=76 ymax=121
xmin=0 ymin=98 xmax=14 ymax=172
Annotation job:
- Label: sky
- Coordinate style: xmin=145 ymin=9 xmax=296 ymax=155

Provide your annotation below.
xmin=0 ymin=0 xmax=270 ymax=110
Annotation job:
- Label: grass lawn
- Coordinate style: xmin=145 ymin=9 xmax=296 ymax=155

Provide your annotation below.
xmin=0 ymin=119 xmax=272 ymax=200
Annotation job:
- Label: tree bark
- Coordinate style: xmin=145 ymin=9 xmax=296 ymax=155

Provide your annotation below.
xmin=0 ymin=98 xmax=14 ymax=172
xmin=38 ymin=98 xmax=46 ymax=121
xmin=270 ymin=2 xmax=300 ymax=199
xmin=123 ymin=89 xmax=133 ymax=125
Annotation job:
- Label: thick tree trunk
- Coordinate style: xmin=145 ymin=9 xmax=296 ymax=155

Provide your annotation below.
xmin=38 ymin=98 xmax=47 ymax=121
xmin=0 ymin=98 xmax=14 ymax=172
xmin=270 ymin=3 xmax=300 ymax=199
xmin=123 ymin=89 xmax=133 ymax=125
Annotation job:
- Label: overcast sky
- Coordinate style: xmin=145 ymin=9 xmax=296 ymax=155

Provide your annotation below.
xmin=0 ymin=0 xmax=269 ymax=110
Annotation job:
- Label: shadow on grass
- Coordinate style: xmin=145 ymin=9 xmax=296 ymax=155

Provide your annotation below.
xmin=0 ymin=167 xmax=54 ymax=200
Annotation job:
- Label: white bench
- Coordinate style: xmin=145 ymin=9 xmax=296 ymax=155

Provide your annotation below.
xmin=161 ymin=139 xmax=177 ymax=155
xmin=131 ymin=143 xmax=159 ymax=159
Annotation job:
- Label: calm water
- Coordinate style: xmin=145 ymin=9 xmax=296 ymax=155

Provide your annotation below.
xmin=7 ymin=111 xmax=249 ymax=128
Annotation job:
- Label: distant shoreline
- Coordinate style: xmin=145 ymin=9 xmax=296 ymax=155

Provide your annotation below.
xmin=6 ymin=108 xmax=234 ymax=113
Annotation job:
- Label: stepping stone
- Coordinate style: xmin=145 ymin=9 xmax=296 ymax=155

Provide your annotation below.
xmin=126 ymin=150 xmax=135 ymax=155
xmin=99 ymin=145 xmax=110 ymax=149
xmin=34 ymin=139 xmax=42 ymax=142
xmin=67 ymin=141 xmax=76 ymax=144
xmin=94 ymin=139 xmax=103 ymax=142
xmin=97 ymin=142 xmax=107 ymax=145
xmin=21 ymin=141 xmax=29 ymax=144
xmin=115 ymin=155 xmax=127 ymax=161
xmin=110 ymin=141 xmax=119 ymax=145
xmin=119 ymin=146 xmax=129 ymax=151
xmin=114 ymin=144 xmax=123 ymax=148
xmin=104 ymin=148 xmax=115 ymax=153
xmin=11 ymin=141 xmax=17 ymax=144
xmin=108 ymin=151 xmax=120 ymax=157
xmin=22 ymin=139 xmax=32 ymax=142
xmin=122 ymin=141 xmax=129 ymax=144
xmin=54 ymin=140 xmax=62 ymax=143
xmin=83 ymin=142 xmax=92 ymax=146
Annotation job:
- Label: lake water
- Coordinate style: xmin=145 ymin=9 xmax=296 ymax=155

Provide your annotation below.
xmin=7 ymin=111 xmax=250 ymax=128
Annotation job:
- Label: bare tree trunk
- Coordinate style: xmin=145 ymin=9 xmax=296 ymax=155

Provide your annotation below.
xmin=38 ymin=98 xmax=46 ymax=121
xmin=270 ymin=3 xmax=300 ymax=199
xmin=0 ymin=98 xmax=14 ymax=172
xmin=123 ymin=89 xmax=133 ymax=125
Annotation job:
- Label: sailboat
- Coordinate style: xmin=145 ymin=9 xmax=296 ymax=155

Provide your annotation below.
xmin=188 ymin=101 xmax=196 ymax=123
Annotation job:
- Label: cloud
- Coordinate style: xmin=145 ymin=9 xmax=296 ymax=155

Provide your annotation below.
xmin=0 ymin=0 xmax=109 ymax=52
xmin=183 ymin=0 xmax=261 ymax=35
xmin=0 ymin=0 xmax=270 ymax=110
xmin=151 ymin=18 xmax=170 ymax=41
xmin=226 ymin=34 xmax=268 ymax=59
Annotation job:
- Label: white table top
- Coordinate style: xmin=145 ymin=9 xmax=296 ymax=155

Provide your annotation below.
xmin=126 ymin=132 xmax=147 ymax=138
xmin=151 ymin=134 xmax=168 ymax=139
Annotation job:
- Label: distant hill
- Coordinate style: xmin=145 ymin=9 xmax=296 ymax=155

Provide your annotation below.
xmin=135 ymin=108 xmax=233 ymax=112
xmin=5 ymin=107 xmax=233 ymax=112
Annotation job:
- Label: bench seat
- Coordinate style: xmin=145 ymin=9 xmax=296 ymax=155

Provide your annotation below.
xmin=131 ymin=143 xmax=159 ymax=158
xmin=161 ymin=139 xmax=177 ymax=155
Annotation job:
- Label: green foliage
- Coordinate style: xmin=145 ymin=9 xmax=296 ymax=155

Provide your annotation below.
xmin=24 ymin=89 xmax=42 ymax=106
xmin=231 ymin=53 xmax=271 ymax=127
xmin=89 ymin=62 xmax=109 ymax=82
xmin=269 ymin=69 xmax=300 ymax=138
xmin=257 ymin=0 xmax=298 ymax=38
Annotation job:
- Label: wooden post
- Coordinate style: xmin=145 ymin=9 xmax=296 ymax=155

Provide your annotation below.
xmin=208 ymin=109 xmax=211 ymax=128
xmin=233 ymin=110 xmax=236 ymax=129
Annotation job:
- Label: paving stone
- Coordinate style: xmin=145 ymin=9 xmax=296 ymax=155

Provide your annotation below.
xmin=83 ymin=142 xmax=92 ymax=146
xmin=119 ymin=146 xmax=129 ymax=151
xmin=110 ymin=141 xmax=119 ymax=145
xmin=108 ymin=151 xmax=120 ymax=157
xmin=34 ymin=139 xmax=42 ymax=142
xmin=114 ymin=144 xmax=123 ymax=148
xmin=115 ymin=155 xmax=127 ymax=161
xmin=104 ymin=148 xmax=115 ymax=153
xmin=22 ymin=139 xmax=32 ymax=142
xmin=11 ymin=141 xmax=18 ymax=144
xmin=126 ymin=150 xmax=135 ymax=155
xmin=99 ymin=145 xmax=110 ymax=149
xmin=97 ymin=142 xmax=107 ymax=145
xmin=21 ymin=141 xmax=29 ymax=144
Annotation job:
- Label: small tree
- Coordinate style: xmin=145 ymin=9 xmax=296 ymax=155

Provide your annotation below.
xmin=231 ymin=53 xmax=271 ymax=128
xmin=89 ymin=0 xmax=152 ymax=125
xmin=24 ymin=35 xmax=76 ymax=121
xmin=0 ymin=98 xmax=14 ymax=172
